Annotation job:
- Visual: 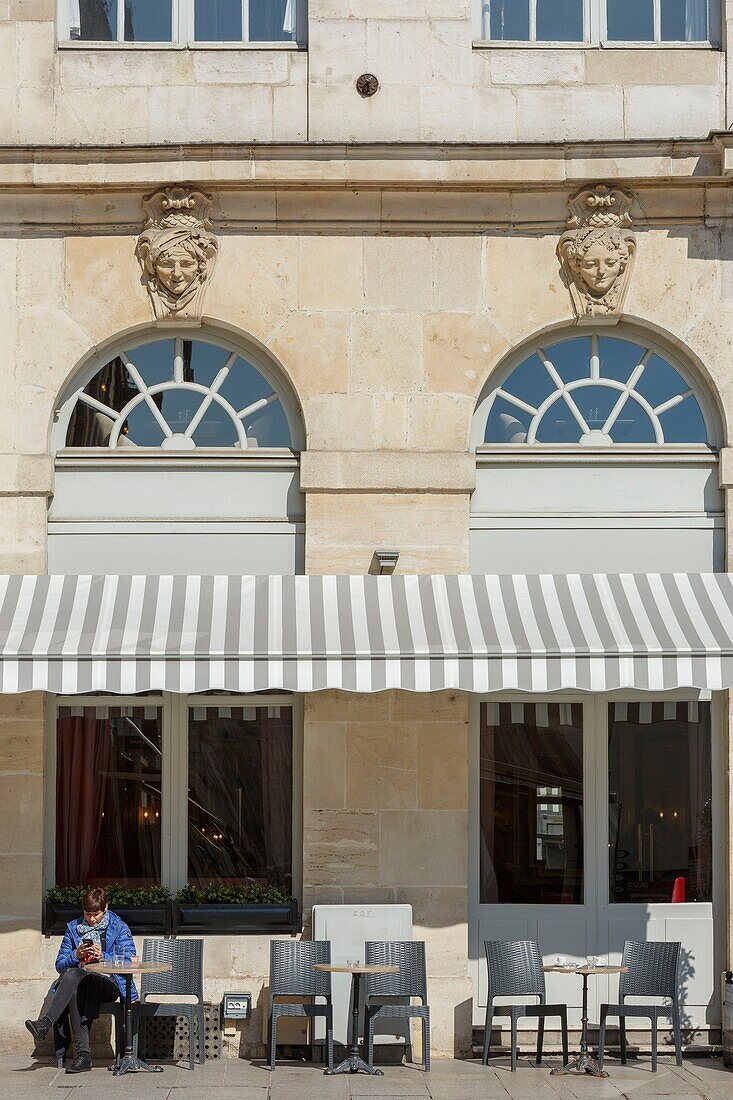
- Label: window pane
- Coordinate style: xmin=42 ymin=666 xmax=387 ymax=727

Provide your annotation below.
xmin=537 ymin=0 xmax=583 ymax=40
xmin=56 ymin=706 xmax=162 ymax=887
xmin=188 ymin=707 xmax=292 ymax=890
xmin=661 ymin=0 xmax=708 ymax=40
xmin=609 ymin=702 xmax=712 ymax=903
xmin=490 ymin=0 xmax=530 ymax=40
xmin=249 ymin=0 xmax=297 ymax=41
xmin=124 ymin=0 xmax=172 ymax=41
xmin=480 ymin=702 xmax=583 ymax=904
xmin=71 ymin=0 xmax=117 ymax=41
xmin=606 ymin=0 xmax=654 ymax=39
xmin=194 ymin=0 xmax=243 ymax=41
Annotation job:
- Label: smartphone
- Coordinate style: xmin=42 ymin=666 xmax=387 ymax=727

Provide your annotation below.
xmin=81 ymin=938 xmax=93 ymax=947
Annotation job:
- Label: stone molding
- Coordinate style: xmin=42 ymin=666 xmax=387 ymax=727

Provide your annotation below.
xmin=0 ymin=455 xmax=54 ymax=496
xmin=300 ymin=451 xmax=476 ymax=494
xmin=557 ymin=184 xmax=636 ymax=319
xmin=718 ymin=447 xmax=733 ymax=487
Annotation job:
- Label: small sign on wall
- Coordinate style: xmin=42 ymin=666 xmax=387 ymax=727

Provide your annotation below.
xmin=222 ymin=992 xmax=252 ymax=1020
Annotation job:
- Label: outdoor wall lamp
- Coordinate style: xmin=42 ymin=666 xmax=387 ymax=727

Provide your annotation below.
xmin=374 ymin=550 xmax=399 ymax=575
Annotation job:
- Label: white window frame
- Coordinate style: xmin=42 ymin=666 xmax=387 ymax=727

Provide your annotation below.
xmin=57 ymin=0 xmax=306 ymax=48
xmin=44 ymin=693 xmax=303 ymax=895
xmin=476 ymin=0 xmax=720 ymax=47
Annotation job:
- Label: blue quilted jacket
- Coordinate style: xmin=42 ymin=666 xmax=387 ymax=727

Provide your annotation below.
xmin=54 ymin=911 xmax=138 ymax=1001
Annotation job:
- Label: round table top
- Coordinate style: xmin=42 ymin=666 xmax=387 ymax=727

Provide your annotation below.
xmin=82 ymin=961 xmax=172 ymax=977
xmin=543 ymin=965 xmax=628 ymax=976
xmin=313 ymin=963 xmax=399 ymax=975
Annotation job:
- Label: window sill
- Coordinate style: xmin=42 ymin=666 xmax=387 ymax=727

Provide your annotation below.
xmin=472 ymin=39 xmax=718 ymax=50
xmin=57 ymin=40 xmax=304 ymax=51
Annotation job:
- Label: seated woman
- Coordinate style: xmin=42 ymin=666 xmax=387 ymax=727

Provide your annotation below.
xmin=25 ymin=885 xmax=137 ymax=1074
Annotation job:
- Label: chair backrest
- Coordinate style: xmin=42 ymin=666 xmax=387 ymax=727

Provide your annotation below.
xmin=269 ymin=940 xmax=332 ymax=998
xmin=484 ymin=940 xmax=546 ymax=1001
xmin=364 ymin=941 xmax=427 ymax=1000
xmin=619 ymin=940 xmax=681 ymax=1002
xmin=141 ymin=937 xmax=204 ymax=1001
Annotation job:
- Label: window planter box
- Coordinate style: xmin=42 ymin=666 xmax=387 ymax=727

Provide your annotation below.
xmin=43 ymin=901 xmax=171 ymax=937
xmin=172 ymin=899 xmax=300 ymax=935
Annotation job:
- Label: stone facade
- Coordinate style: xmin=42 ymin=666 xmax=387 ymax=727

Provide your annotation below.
xmin=1 ymin=0 xmax=733 ymax=1064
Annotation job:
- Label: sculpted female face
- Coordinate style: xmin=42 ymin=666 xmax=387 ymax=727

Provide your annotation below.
xmin=155 ymin=244 xmax=199 ymax=297
xmin=575 ymin=240 xmax=624 ymax=296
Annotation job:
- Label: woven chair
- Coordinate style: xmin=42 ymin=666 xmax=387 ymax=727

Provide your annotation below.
xmin=482 ymin=940 xmax=569 ymax=1072
xmin=136 ymin=938 xmax=205 ymax=1071
xmin=598 ymin=940 xmax=683 ymax=1073
xmin=267 ymin=940 xmax=334 ymax=1071
xmin=363 ymin=941 xmax=431 ymax=1071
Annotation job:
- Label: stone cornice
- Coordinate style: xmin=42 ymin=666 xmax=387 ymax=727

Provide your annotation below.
xmin=1 ymin=137 xmax=733 ymax=231
xmin=301 ymin=451 xmax=476 ymax=494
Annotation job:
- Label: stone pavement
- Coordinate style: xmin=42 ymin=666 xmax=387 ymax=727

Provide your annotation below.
xmin=5 ymin=1054 xmax=733 ymax=1100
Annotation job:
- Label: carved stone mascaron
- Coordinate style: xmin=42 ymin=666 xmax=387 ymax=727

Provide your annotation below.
xmin=136 ymin=186 xmax=219 ymax=323
xmin=557 ymin=184 xmax=636 ymax=320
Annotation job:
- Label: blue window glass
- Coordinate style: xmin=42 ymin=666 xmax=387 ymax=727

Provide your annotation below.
xmin=490 ymin=0 xmax=530 ymax=40
xmin=661 ymin=0 xmax=708 ymax=40
xmin=124 ymin=0 xmax=173 ymax=41
xmin=606 ymin=0 xmax=654 ymax=40
xmin=250 ymin=0 xmax=297 ymax=41
xmin=194 ymin=0 xmax=243 ymax=41
xmin=536 ymin=0 xmax=584 ymax=41
xmin=73 ymin=0 xmax=116 ymax=40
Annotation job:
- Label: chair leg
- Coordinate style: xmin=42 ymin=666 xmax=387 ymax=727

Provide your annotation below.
xmin=422 ymin=1010 xmax=430 ymax=1072
xmin=560 ymin=1006 xmax=569 ymax=1067
xmin=325 ymin=1007 xmax=334 ymax=1073
xmin=510 ymin=1009 xmax=519 ymax=1073
xmin=364 ymin=1005 xmax=374 ymax=1066
xmin=620 ymin=1017 xmax=627 ymax=1065
xmin=536 ymin=1015 xmax=544 ymax=1066
xmin=482 ymin=1004 xmax=493 ymax=1066
xmin=197 ymin=1004 xmax=206 ymax=1065
xmin=651 ymin=1011 xmax=658 ymax=1073
xmin=598 ymin=1007 xmax=607 ymax=1072
xmin=268 ymin=1009 xmax=277 ymax=1070
xmin=672 ymin=1004 xmax=683 ymax=1067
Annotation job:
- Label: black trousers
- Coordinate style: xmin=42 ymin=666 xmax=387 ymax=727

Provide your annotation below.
xmin=42 ymin=968 xmax=119 ymax=1056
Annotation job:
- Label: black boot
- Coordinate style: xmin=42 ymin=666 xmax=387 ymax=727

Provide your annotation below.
xmin=66 ymin=1052 xmax=92 ymax=1074
xmin=25 ymin=1017 xmax=51 ymax=1044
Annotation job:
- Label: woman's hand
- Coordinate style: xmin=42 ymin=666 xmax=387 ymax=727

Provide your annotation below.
xmin=75 ymin=944 xmax=92 ymax=961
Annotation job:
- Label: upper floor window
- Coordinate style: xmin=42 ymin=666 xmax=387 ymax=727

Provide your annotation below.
xmin=60 ymin=335 xmax=298 ymax=450
xmin=482 ymin=0 xmax=717 ymax=44
xmin=63 ymin=0 xmax=299 ymax=44
xmin=475 ymin=333 xmax=714 ymax=447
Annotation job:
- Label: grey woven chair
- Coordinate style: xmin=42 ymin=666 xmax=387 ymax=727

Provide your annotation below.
xmin=483 ymin=940 xmax=569 ymax=1072
xmin=598 ymin=940 xmax=682 ymax=1073
xmin=137 ymin=938 xmax=205 ymax=1071
xmin=363 ymin=941 xmax=431 ymax=1071
xmin=267 ymin=940 xmax=334 ymax=1071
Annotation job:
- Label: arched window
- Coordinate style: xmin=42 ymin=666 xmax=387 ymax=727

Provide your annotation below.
xmin=474 ymin=333 xmax=713 ymax=448
xmin=58 ymin=335 xmax=299 ymax=451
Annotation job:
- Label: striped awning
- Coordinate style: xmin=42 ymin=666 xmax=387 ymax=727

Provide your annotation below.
xmin=0 ymin=573 xmax=732 ymax=694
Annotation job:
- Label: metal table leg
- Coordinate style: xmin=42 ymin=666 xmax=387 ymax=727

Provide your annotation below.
xmin=325 ymin=972 xmax=383 ymax=1076
xmin=551 ymin=973 xmax=609 ymax=1078
xmin=112 ymin=975 xmax=165 ymax=1076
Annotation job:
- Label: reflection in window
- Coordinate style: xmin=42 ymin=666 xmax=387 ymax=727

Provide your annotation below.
xmin=124 ymin=0 xmax=173 ymax=41
xmin=609 ymin=701 xmax=712 ymax=904
xmin=607 ymin=0 xmax=708 ymax=40
xmin=188 ymin=706 xmax=292 ymax=889
xmin=194 ymin=0 xmax=242 ymax=40
xmin=480 ymin=702 xmax=583 ymax=904
xmin=56 ymin=706 xmax=162 ymax=887
xmin=65 ymin=337 xmax=293 ymax=449
xmin=70 ymin=0 xmax=116 ymax=40
xmin=68 ymin=0 xmax=297 ymax=41
xmin=480 ymin=334 xmax=709 ymax=446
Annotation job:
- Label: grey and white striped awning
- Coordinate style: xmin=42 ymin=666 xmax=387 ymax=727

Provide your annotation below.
xmin=0 ymin=573 xmax=732 ymax=694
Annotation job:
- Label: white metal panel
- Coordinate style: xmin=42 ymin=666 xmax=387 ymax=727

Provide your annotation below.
xmin=312 ymin=904 xmax=412 ymax=1047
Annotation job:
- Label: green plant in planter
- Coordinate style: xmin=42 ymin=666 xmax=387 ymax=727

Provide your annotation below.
xmin=175 ymin=883 xmax=294 ymax=905
xmin=46 ymin=884 xmax=172 ymax=907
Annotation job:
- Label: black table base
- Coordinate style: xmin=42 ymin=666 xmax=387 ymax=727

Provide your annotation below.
xmin=109 ymin=973 xmax=165 ymax=1077
xmin=550 ymin=971 xmax=609 ymax=1079
xmin=323 ymin=971 xmax=383 ymax=1076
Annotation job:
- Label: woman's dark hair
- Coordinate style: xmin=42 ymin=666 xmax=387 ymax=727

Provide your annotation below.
xmin=81 ymin=886 xmax=107 ymax=913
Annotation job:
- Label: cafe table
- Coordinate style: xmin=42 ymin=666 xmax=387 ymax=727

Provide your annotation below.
xmin=83 ymin=960 xmax=172 ymax=1076
xmin=313 ymin=962 xmax=399 ymax=1076
xmin=543 ymin=964 xmax=628 ymax=1078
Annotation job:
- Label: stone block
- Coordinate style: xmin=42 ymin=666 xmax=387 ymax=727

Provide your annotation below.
xmin=424 ymin=975 xmax=474 ymax=1057
xmin=54 ymin=85 xmax=151 ymax=144
xmin=58 ymin=48 xmax=189 ymax=88
xmin=268 ymin=311 xmax=350 ymax=399
xmin=15 ymin=18 xmax=53 ymax=87
xmin=0 ymin=24 xmax=16 ymax=91
xmin=423 ymin=313 xmax=510 ymax=398
xmin=345 ymin=722 xmax=418 ymax=810
xmin=490 ymin=48 xmax=585 ymax=85
xmin=64 ymin=235 xmax=149 ymax=344
xmin=0 ymin=854 xmax=42 ymax=919
xmin=10 ymin=0 xmax=54 ymax=15
xmin=0 ymin=775 xmax=43 ymax=854
xmin=0 ymin=924 xmax=42 ymax=980
xmin=469 ymin=86 xmax=518 ymax=142
xmin=625 ymin=84 xmax=722 ymax=139
xmin=273 ymin=84 xmax=308 ymax=140
xmin=379 ymin=810 xmax=468 ymax=887
xmin=15 ymin=84 xmax=53 ymax=142
xmin=365 ymin=19 xmax=431 ymax=86
xmin=421 ymin=85 xmax=476 ymax=142
xmin=516 ymin=85 xmax=625 ymax=142
xmin=148 ymin=85 xmax=273 ymax=142
xmin=364 ymin=236 xmax=431 ymax=312
xmin=417 ymin=722 xmax=468 ymax=811
xmin=585 ymin=46 xmax=722 ymax=86
xmin=309 ymin=17 xmax=367 ymax=83
xmin=374 ymin=394 xmax=408 ymax=449
xmin=303 ymin=393 xmax=375 ymax=450
xmin=305 ymin=691 xmax=395 ymax=723
xmin=431 ymin=237 xmax=484 ymax=313
xmin=298 ymin=236 xmax=364 ymax=312
xmin=303 ymin=809 xmax=380 ymax=886
xmin=429 ymin=20 xmax=474 ymax=87
xmin=309 ymin=82 xmax=421 ymax=142
xmin=193 ymin=50 xmax=290 ymax=84
xmin=303 ymin=720 xmax=346 ymax=809
xmin=349 ymin=313 xmax=423 ymax=393
xmin=407 ymin=394 xmax=473 ymax=450
xmin=484 ymin=234 xmax=571 ymax=346
xmin=208 ymin=235 xmax=298 ymax=344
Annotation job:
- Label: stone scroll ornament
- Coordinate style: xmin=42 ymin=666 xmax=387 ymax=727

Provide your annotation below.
xmin=557 ymin=184 xmax=636 ymax=320
xmin=136 ymin=186 xmax=219 ymax=323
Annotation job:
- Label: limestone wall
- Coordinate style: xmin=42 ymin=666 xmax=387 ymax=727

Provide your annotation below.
xmin=1 ymin=1 xmax=729 ymax=144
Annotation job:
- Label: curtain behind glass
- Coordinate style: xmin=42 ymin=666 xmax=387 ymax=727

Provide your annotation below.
xmin=72 ymin=0 xmax=116 ymax=40
xmin=661 ymin=0 xmax=707 ymax=39
xmin=249 ymin=0 xmax=296 ymax=41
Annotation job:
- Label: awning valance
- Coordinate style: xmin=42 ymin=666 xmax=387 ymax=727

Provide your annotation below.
xmin=0 ymin=573 xmax=731 ymax=695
